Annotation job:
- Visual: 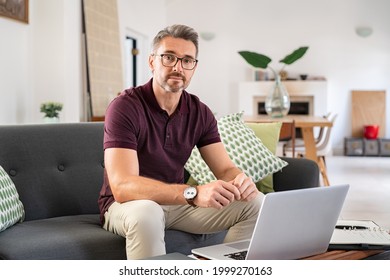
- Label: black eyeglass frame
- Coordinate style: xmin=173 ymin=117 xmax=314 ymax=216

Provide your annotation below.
xmin=152 ymin=53 xmax=198 ymax=70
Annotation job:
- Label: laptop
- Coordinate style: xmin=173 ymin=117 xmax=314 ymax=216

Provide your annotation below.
xmin=192 ymin=184 xmax=349 ymax=260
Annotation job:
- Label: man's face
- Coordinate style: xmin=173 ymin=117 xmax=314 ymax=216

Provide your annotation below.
xmin=149 ymin=36 xmax=197 ymax=94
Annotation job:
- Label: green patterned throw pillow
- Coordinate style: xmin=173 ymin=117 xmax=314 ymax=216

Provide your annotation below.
xmin=0 ymin=165 xmax=25 ymax=232
xmin=184 ymin=112 xmax=288 ymax=187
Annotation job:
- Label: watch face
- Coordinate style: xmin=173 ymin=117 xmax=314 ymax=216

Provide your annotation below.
xmin=184 ymin=186 xmax=197 ymax=199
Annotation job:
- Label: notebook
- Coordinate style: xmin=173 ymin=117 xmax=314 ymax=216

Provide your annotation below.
xmin=329 ymin=219 xmax=390 ymax=250
xmin=191 ymin=184 xmax=349 ymax=260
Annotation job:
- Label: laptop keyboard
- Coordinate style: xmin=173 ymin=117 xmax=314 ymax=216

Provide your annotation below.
xmin=225 ymin=250 xmax=247 ymax=260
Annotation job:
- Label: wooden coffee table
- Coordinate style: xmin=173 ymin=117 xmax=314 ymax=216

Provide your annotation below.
xmin=192 ymin=249 xmax=388 ymax=260
xmin=303 ymin=249 xmax=387 ymax=260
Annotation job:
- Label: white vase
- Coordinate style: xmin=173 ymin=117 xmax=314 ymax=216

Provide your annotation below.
xmin=44 ymin=117 xmax=59 ymax=123
xmin=265 ymin=74 xmax=290 ymax=118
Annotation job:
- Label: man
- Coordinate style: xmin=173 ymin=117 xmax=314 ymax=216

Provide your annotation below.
xmin=98 ymin=24 xmax=263 ymax=259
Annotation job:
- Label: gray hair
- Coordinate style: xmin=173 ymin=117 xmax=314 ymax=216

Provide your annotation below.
xmin=152 ymin=24 xmax=199 ymax=57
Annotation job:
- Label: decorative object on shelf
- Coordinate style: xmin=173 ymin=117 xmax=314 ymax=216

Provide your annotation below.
xmin=40 ymin=102 xmax=63 ymax=123
xmin=265 ymin=74 xmax=290 ymax=118
xmin=279 ymin=70 xmax=288 ymax=80
xmin=299 ymin=74 xmax=308 ymax=80
xmin=363 ymin=125 xmax=379 ymax=139
xmin=254 ymin=69 xmax=269 ymax=81
xmin=238 ymin=46 xmax=309 ymax=118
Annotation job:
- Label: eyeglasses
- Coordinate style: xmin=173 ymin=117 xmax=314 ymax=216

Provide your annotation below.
xmin=153 ymin=53 xmax=198 ymax=70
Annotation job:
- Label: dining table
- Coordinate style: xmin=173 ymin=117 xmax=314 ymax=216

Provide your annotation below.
xmin=243 ymin=114 xmax=333 ymax=186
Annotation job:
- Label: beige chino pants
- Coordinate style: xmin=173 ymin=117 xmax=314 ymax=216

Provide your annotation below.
xmin=103 ymin=193 xmax=263 ymax=259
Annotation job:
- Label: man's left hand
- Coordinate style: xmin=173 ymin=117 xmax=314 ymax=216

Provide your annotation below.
xmin=230 ymin=173 xmax=260 ymax=202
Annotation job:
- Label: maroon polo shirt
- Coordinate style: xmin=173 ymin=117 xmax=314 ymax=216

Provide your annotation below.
xmin=98 ymin=79 xmax=220 ymax=224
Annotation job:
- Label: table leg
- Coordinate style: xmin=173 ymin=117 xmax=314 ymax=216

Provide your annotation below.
xmin=301 ymin=127 xmax=317 ymax=161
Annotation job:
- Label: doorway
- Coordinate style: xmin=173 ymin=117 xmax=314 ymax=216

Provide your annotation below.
xmin=124 ymin=29 xmax=150 ymax=88
xmin=125 ymin=36 xmax=137 ymax=88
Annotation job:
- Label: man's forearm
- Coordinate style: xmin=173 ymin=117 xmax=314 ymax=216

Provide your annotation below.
xmin=112 ymin=175 xmax=188 ymax=205
xmin=217 ymin=166 xmax=243 ymax=183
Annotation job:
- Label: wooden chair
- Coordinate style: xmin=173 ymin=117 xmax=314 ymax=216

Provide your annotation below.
xmin=283 ymin=113 xmax=337 ymax=186
xmin=279 ymin=120 xmax=296 ymax=157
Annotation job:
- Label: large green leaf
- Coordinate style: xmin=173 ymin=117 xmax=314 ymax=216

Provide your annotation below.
xmin=238 ymin=51 xmax=272 ymax=69
xmin=279 ymin=46 xmax=309 ymax=65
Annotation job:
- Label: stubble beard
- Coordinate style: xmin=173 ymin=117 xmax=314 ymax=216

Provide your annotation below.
xmin=160 ymin=73 xmax=187 ymax=93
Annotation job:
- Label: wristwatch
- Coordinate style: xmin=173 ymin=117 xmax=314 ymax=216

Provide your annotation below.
xmin=183 ymin=185 xmax=198 ymax=207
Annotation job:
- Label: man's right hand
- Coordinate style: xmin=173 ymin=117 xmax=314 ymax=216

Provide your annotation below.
xmin=194 ymin=180 xmax=241 ymax=209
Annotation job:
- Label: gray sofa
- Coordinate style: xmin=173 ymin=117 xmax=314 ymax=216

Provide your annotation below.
xmin=0 ymin=122 xmax=319 ymax=260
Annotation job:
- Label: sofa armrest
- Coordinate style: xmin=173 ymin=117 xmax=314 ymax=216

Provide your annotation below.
xmin=273 ymin=157 xmax=320 ymax=192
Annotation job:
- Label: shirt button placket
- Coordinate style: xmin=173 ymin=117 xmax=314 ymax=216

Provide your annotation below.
xmin=165 ymin=121 xmax=172 ymax=147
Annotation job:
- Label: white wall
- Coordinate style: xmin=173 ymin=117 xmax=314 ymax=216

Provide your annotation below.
xmin=1 ymin=0 xmax=389 ymax=154
xmin=0 ymin=0 xmax=165 ymax=124
xmin=31 ymin=0 xmax=82 ymax=123
xmin=0 ymin=0 xmax=82 ymax=124
xmin=166 ymin=0 xmax=390 ymax=154
xmin=0 ymin=3 xmax=31 ymax=124
xmin=117 ymin=0 xmax=166 ymax=87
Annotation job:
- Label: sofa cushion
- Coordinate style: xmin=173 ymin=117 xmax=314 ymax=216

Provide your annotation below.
xmin=184 ymin=112 xmax=287 ymax=185
xmin=0 ymin=213 xmax=227 ymax=259
xmin=0 ymin=165 xmax=25 ymax=232
xmin=0 ymin=214 xmax=126 ymax=260
xmin=245 ymin=122 xmax=282 ymax=193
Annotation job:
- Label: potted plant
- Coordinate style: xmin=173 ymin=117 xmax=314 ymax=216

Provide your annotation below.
xmin=238 ymin=46 xmax=309 ymax=78
xmin=238 ymin=47 xmax=309 ymax=118
xmin=40 ymin=102 xmax=63 ymax=122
